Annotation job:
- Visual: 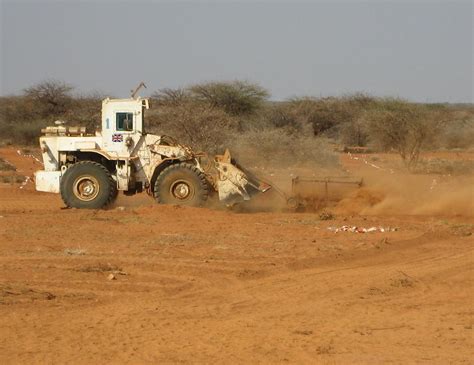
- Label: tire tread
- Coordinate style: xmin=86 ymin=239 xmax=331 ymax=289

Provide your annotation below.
xmin=60 ymin=161 xmax=117 ymax=209
xmin=153 ymin=163 xmax=208 ymax=206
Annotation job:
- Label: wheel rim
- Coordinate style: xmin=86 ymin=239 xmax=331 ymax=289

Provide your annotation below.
xmin=170 ymin=179 xmax=194 ymax=201
xmin=73 ymin=175 xmax=100 ymax=202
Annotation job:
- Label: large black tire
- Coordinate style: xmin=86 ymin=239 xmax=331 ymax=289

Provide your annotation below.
xmin=154 ymin=163 xmax=208 ymax=207
xmin=60 ymin=161 xmax=117 ymax=209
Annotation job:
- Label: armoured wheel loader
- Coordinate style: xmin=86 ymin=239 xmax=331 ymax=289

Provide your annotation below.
xmin=34 ymin=81 xmax=362 ymax=210
xmin=35 ymin=95 xmax=270 ymax=209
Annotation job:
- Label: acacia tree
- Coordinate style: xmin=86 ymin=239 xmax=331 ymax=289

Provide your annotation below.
xmin=189 ymin=81 xmax=269 ymax=116
xmin=151 ymin=87 xmax=190 ymax=106
xmin=24 ymin=80 xmax=74 ymax=116
xmin=147 ymin=101 xmax=238 ymax=154
xmin=364 ymin=98 xmax=446 ymax=169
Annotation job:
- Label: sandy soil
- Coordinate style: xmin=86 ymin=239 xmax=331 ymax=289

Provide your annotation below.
xmin=0 ymin=147 xmax=473 ymax=364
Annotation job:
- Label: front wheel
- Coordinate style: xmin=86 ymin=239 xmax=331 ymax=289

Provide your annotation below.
xmin=60 ymin=161 xmax=117 ymax=209
xmin=154 ymin=163 xmax=208 ymax=207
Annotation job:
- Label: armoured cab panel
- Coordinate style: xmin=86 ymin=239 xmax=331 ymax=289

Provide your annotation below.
xmin=39 ymin=136 xmax=60 ymax=171
xmin=101 ymin=97 xmax=149 ymax=157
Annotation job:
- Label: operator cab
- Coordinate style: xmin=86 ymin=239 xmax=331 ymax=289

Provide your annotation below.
xmin=101 ymin=97 xmax=149 ymax=154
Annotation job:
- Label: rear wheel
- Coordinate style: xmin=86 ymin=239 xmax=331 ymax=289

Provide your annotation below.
xmin=154 ymin=163 xmax=208 ymax=207
xmin=60 ymin=161 xmax=117 ymax=209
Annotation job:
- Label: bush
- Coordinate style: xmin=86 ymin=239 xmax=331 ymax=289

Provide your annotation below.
xmin=267 ymin=94 xmax=375 ymax=144
xmin=289 ymin=97 xmax=348 ymax=136
xmin=151 ymin=81 xmax=269 ymax=118
xmin=0 ymin=96 xmax=41 ymax=124
xmin=151 ymin=88 xmax=191 ymax=106
xmin=2 ymin=79 xmax=471 ymax=170
xmin=0 ymin=92 xmax=102 ymax=145
xmin=441 ymin=124 xmax=474 ymax=150
xmin=188 ymin=81 xmax=269 ymax=116
xmin=436 ymin=110 xmax=474 ymax=150
xmin=0 ymin=119 xmax=51 ymax=145
xmin=24 ymin=80 xmax=74 ymax=116
xmin=67 ymin=95 xmax=102 ymax=131
xmin=363 ymin=98 xmax=447 ymax=169
xmin=228 ymin=128 xmax=339 ymax=169
xmin=265 ymin=102 xmax=312 ymax=135
xmin=147 ymin=101 xmax=239 ymax=154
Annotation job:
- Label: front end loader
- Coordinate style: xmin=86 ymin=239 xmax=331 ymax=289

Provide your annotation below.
xmin=34 ymin=94 xmax=270 ymax=209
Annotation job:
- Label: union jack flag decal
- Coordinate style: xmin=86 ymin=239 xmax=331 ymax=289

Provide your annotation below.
xmin=112 ymin=134 xmax=123 ymax=142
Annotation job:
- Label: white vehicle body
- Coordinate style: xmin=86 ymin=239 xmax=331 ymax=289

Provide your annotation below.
xmin=35 ymin=97 xmax=269 ymax=208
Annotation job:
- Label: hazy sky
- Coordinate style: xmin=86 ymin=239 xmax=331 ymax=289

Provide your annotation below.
xmin=1 ymin=0 xmax=473 ymax=102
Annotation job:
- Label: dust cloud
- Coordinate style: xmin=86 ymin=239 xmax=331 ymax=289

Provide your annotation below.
xmin=110 ymin=163 xmax=473 ymax=217
xmin=239 ymin=162 xmax=473 ymax=217
xmin=335 ymin=172 xmax=474 ymax=217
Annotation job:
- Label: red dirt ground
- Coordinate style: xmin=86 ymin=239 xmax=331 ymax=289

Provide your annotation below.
xmin=0 ymin=147 xmax=473 ymax=364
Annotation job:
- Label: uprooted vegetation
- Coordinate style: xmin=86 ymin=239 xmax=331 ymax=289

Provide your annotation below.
xmin=1 ymin=79 xmax=473 ymax=170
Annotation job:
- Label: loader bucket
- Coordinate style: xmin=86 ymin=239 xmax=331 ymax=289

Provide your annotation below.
xmin=213 ymin=149 xmax=271 ymax=204
xmin=288 ymin=176 xmax=362 ymax=210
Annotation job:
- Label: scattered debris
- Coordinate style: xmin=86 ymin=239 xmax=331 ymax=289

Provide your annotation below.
xmin=354 ymin=325 xmax=408 ymax=336
xmin=76 ymin=263 xmax=122 ymax=273
xmin=113 ymin=270 xmax=128 ymax=276
xmin=391 ymin=277 xmax=415 ymax=288
xmin=64 ymin=248 xmax=86 ymax=256
xmin=16 ymin=149 xmax=43 ymax=165
xmin=0 ymin=284 xmax=56 ymax=304
xmin=293 ymin=330 xmax=313 ymax=336
xmin=11 ymin=149 xmax=43 ymax=189
xmin=115 ymin=206 xmax=126 ymax=211
xmin=391 ymin=271 xmax=417 ymax=288
xmin=379 ymin=237 xmax=390 ymax=245
xmin=319 ymin=211 xmax=334 ymax=221
xmin=327 ymin=225 xmax=398 ymax=233
xmin=107 ymin=273 xmax=116 ymax=281
xmin=347 ymin=152 xmax=394 ymax=174
xmin=19 ymin=176 xmax=31 ymax=189
xmin=449 ymin=224 xmax=473 ymax=237
xmin=367 ymin=287 xmax=385 ymax=295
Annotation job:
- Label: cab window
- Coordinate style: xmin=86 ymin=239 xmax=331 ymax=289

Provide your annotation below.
xmin=116 ymin=112 xmax=134 ymax=131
